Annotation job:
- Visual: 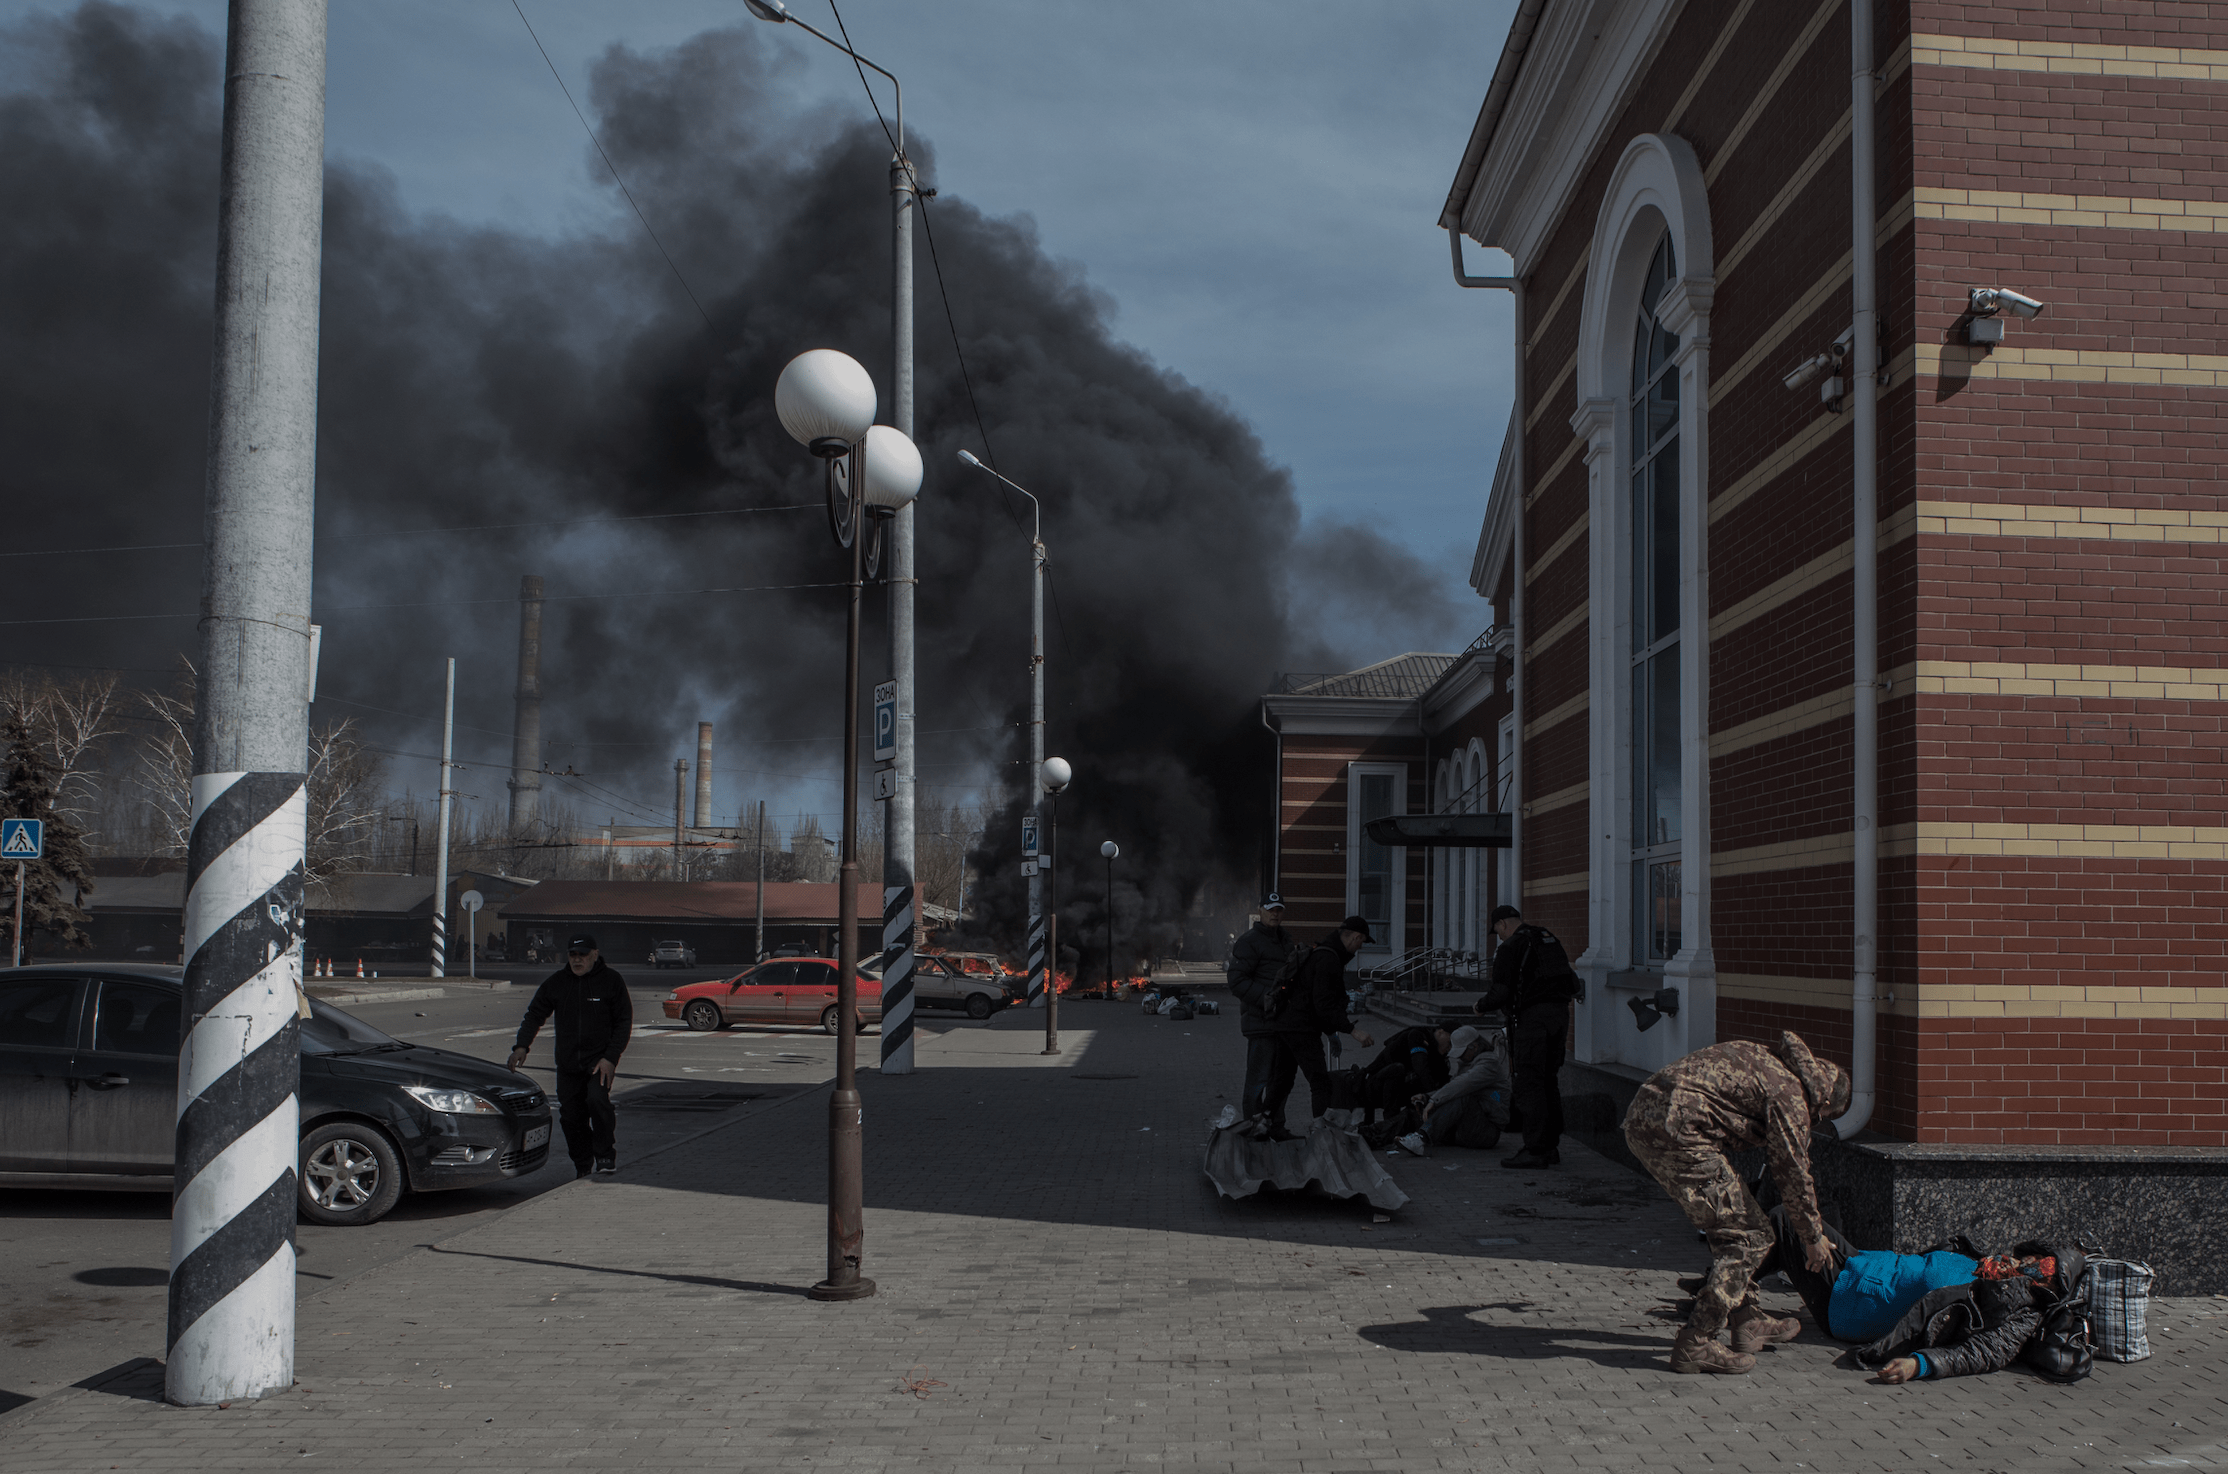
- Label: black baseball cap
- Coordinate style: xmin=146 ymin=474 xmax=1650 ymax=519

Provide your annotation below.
xmin=1339 ymin=914 xmax=1374 ymax=942
xmin=1489 ymin=905 xmax=1522 ymax=925
xmin=1260 ymin=892 xmax=1285 ymax=910
xmin=567 ymin=934 xmax=599 ymax=953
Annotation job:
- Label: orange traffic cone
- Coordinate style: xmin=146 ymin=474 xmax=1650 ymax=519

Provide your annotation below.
xmin=355 ymin=957 xmax=365 ymax=978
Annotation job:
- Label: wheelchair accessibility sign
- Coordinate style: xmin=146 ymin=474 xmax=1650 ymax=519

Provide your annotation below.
xmin=1 ymin=818 xmax=42 ymax=859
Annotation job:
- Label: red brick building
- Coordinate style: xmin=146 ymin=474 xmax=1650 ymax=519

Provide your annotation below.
xmin=1440 ymin=1 xmax=2227 ymax=1270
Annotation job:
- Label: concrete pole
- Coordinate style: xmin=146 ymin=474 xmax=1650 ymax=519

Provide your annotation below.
xmin=692 ymin=722 xmax=713 ymax=830
xmin=166 ymin=0 xmax=325 ymax=1407
xmin=431 ymin=660 xmax=455 ymax=978
xmin=673 ymin=759 xmax=688 ymax=881
xmin=879 ymin=156 xmax=920 ymax=1074
xmin=755 ymin=799 xmax=767 ymax=962
xmin=1026 ymin=541 xmax=1046 ymax=1009
xmin=507 ymin=575 xmax=543 ymax=833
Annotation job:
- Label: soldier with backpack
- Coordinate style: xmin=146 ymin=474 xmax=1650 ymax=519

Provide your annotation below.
xmin=1475 ymin=904 xmax=1582 ymax=1169
xmin=1256 ymin=915 xmax=1378 ymax=1138
xmin=1227 ymin=894 xmax=1297 ymax=1135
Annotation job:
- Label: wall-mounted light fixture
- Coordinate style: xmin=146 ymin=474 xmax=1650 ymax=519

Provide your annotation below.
xmin=1628 ymin=986 xmax=1681 ymax=1033
xmin=1966 ymin=287 xmax=2045 ymax=346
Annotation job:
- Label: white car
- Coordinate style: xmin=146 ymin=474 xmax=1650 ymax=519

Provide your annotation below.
xmin=649 ymin=940 xmax=697 ymax=969
xmin=861 ymin=954 xmax=1016 ymax=1020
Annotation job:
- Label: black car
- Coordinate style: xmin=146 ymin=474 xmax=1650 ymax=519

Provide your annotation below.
xmin=0 ymin=963 xmax=551 ymax=1227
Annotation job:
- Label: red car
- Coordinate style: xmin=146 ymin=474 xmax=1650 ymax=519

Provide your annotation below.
xmin=662 ymin=958 xmax=881 ymax=1035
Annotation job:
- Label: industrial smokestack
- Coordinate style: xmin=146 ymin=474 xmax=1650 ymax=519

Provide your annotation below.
xmin=507 ymin=574 xmax=544 ymax=833
xmin=673 ymin=757 xmax=688 ymax=878
xmin=692 ymin=721 xmax=713 ymax=829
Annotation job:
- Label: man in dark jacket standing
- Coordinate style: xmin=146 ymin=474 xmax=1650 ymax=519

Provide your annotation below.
xmin=1259 ymin=915 xmax=1376 ymax=1136
xmin=1475 ymin=904 xmax=1579 ymax=1169
xmin=509 ymin=933 xmax=633 ymax=1178
xmin=1226 ymin=895 xmax=1294 ymax=1133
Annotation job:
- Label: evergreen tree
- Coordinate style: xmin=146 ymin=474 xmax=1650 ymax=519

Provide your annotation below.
xmin=2 ymin=712 xmax=94 ymax=958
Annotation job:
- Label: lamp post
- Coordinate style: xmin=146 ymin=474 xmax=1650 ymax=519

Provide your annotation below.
xmin=1040 ymin=756 xmax=1071 ymax=1054
xmin=772 ymin=348 xmax=922 ymax=1303
xmin=1100 ymin=840 xmax=1119 ymax=991
xmin=954 ymin=451 xmax=1051 ymax=1014
xmin=746 ymin=0 xmax=923 ymax=1077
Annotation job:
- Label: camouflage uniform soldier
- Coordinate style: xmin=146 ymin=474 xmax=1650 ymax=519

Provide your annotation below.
xmin=1624 ymin=1031 xmax=1852 ymax=1375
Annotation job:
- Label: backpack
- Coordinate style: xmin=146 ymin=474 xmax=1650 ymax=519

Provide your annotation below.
xmin=2012 ymin=1241 xmax=2094 ymax=1384
xmin=1510 ymin=926 xmax=1581 ymax=1005
xmin=1259 ymin=942 xmax=1316 ymax=1022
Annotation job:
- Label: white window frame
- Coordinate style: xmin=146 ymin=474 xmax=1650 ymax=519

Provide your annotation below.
xmin=1346 ymin=761 xmax=1407 ymax=963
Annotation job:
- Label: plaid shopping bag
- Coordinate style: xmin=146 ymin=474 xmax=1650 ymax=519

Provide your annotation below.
xmin=2085 ymin=1258 xmax=2155 ymax=1362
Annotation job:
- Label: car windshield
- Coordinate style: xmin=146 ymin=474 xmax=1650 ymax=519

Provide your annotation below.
xmin=300 ymin=998 xmax=410 ymax=1056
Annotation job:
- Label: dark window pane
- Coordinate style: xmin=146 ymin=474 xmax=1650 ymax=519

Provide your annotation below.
xmin=1653 ymin=453 xmax=1681 ymax=640
xmin=1357 ymin=773 xmax=1395 ymax=927
xmin=1648 ymin=357 xmax=1680 ymax=446
xmin=1630 ymin=660 xmax=1649 ymax=840
xmin=300 ymin=998 xmax=400 ymax=1056
xmin=92 ymin=981 xmax=181 ymax=1055
xmin=0 ymin=979 xmax=78 ymax=1049
xmin=1649 ymin=860 xmax=1683 ymax=959
xmin=1651 ymin=651 xmax=1682 ymax=845
xmin=1640 ymin=239 xmax=1668 ymax=316
xmin=1631 ymin=317 xmax=1649 ymax=399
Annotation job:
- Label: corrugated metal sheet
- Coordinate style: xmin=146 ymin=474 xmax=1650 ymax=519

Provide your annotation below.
xmin=1277 ymin=652 xmax=1458 ymax=700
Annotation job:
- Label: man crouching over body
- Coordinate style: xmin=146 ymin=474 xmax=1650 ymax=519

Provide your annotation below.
xmin=1624 ymin=1031 xmax=1851 ymax=1375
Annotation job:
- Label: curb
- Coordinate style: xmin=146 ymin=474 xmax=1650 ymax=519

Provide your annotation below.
xmin=307 ymin=986 xmax=448 ymax=1005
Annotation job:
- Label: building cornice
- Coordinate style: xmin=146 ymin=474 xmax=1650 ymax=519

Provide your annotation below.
xmin=1262 ymin=694 xmax=1422 ymax=738
xmin=1454 ymin=0 xmax=1682 ymax=275
xmin=1421 ymin=650 xmax=1499 ymax=733
xmin=1472 ymin=404 xmax=1519 ymax=600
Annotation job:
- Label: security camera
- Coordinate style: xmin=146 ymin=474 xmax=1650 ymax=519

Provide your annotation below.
xmin=1783 ymin=353 xmax=1832 ymax=391
xmin=1969 ymin=287 xmax=2045 ymax=320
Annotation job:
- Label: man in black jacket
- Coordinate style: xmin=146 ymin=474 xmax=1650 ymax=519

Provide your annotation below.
xmin=1475 ymin=904 xmax=1578 ymax=1169
xmin=1259 ymin=915 xmax=1377 ymax=1137
xmin=509 ymin=934 xmax=634 ymax=1178
xmin=1226 ymin=895 xmax=1295 ymax=1133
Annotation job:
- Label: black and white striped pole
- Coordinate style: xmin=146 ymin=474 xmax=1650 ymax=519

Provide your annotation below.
xmin=167 ymin=0 xmax=325 ymax=1408
xmin=429 ymin=658 xmax=454 ymax=977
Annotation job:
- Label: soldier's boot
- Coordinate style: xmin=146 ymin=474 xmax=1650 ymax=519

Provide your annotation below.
xmin=1669 ymin=1327 xmax=1756 ymax=1375
xmin=1729 ymin=1307 xmax=1803 ymax=1353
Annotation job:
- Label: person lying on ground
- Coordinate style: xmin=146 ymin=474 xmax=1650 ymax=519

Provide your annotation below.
xmin=1856 ymin=1251 xmax=2067 ymax=1384
xmin=1359 ymin=1024 xmax=1451 ymax=1123
xmin=1680 ymin=1205 xmax=1978 ymax=1344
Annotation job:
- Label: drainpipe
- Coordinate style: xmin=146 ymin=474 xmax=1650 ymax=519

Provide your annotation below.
xmin=1447 ymin=227 xmax=1524 ymax=922
xmin=1840 ymin=0 xmax=1880 ymax=1138
xmin=1261 ymin=704 xmax=1281 ymax=898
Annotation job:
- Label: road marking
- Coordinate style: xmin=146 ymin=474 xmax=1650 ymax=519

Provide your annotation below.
xmin=441 ymin=1027 xmax=518 ymax=1040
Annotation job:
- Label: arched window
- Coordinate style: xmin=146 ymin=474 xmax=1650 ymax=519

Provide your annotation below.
xmin=1630 ymin=232 xmax=1682 ymax=964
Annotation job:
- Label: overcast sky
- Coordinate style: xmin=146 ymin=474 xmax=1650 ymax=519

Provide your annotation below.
xmin=10 ymin=0 xmax=1519 ymax=647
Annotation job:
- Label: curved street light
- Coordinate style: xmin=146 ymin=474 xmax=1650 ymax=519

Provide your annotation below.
xmin=772 ymin=348 xmax=921 ymax=1303
xmin=1100 ymin=840 xmax=1119 ymax=993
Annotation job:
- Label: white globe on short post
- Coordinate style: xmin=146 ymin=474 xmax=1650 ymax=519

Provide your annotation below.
xmin=1099 ymin=842 xmax=1120 ymax=993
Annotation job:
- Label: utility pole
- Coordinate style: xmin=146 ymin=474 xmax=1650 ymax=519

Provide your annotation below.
xmin=604 ymin=818 xmax=614 ymax=881
xmin=755 ymin=799 xmax=767 ymax=963
xmin=879 ymin=148 xmax=920 ymax=1076
xmin=167 ymin=0 xmax=325 ymax=1409
xmin=1027 ymin=543 xmax=1047 ymax=1011
xmin=673 ymin=758 xmax=688 ymax=881
xmin=431 ymin=659 xmax=455 ymax=978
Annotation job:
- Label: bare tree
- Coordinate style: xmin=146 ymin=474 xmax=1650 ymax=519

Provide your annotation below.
xmin=128 ymin=662 xmax=198 ymax=857
xmin=304 ymin=720 xmax=388 ymax=881
xmin=0 ymin=670 xmax=126 ymax=841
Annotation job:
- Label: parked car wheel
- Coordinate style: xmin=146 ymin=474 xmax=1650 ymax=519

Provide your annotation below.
xmin=298 ymin=1121 xmax=405 ymax=1227
xmin=965 ymin=993 xmax=993 ymax=1020
xmin=820 ymin=1005 xmax=862 ymax=1036
xmin=683 ymin=999 xmax=722 ymax=1033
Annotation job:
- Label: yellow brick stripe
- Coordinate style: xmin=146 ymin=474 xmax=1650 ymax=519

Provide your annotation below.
xmin=1922 ymin=343 xmax=2228 ymax=387
xmin=1521 ymin=870 xmax=1589 ymax=897
xmin=1525 ymin=511 xmax=1589 ymax=583
xmin=1717 ymin=973 xmax=2228 ymax=1020
xmin=1918 ymin=186 xmax=2228 ymax=233
xmin=1913 ymin=661 xmax=2228 ymax=702
xmin=1914 ymin=32 xmax=2228 ymax=82
xmin=1527 ymin=602 xmax=1588 ymax=659
xmin=1911 ymin=822 xmax=2228 ymax=861
xmin=1522 ymin=689 xmax=1588 ymax=741
xmin=1522 ymin=780 xmax=1589 ymax=819
xmin=1920 ymin=500 xmax=2228 ymax=545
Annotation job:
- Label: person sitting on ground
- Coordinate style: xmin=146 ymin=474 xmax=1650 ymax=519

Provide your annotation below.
xmin=1358 ymin=1024 xmax=1452 ymax=1125
xmin=1405 ymin=1024 xmax=1511 ymax=1154
xmin=1681 ymin=1204 xmax=1978 ymax=1346
xmin=1854 ymin=1249 xmax=2073 ymax=1384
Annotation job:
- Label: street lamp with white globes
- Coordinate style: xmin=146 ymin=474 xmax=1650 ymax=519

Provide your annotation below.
xmin=771 ymin=346 xmax=922 ymax=1303
xmin=1040 ymin=755 xmax=1071 ymax=1055
xmin=1099 ymin=841 xmax=1119 ymax=994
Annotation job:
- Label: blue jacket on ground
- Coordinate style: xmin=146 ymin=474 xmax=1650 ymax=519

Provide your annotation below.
xmin=1829 ymin=1249 xmax=1980 ymax=1343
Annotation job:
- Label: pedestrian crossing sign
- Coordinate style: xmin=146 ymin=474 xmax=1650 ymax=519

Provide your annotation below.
xmin=1 ymin=818 xmax=41 ymax=859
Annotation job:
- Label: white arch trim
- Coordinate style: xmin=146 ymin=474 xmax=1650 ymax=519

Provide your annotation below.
xmin=1573 ymin=133 xmax=1713 ymax=407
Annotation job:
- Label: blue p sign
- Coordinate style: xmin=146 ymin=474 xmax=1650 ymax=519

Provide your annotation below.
xmin=872 ymin=680 xmax=898 ymax=764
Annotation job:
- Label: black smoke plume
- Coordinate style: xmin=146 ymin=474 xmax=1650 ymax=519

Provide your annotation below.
xmin=0 ymin=3 xmax=1468 ymax=965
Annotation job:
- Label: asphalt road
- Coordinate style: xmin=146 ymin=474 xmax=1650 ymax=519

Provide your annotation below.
xmin=0 ymin=968 xmax=997 ymax=1412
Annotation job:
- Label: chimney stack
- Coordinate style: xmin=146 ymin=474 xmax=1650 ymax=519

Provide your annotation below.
xmin=507 ymin=575 xmax=544 ymax=833
xmin=692 ymin=722 xmax=713 ymax=829
xmin=673 ymin=758 xmax=688 ymax=878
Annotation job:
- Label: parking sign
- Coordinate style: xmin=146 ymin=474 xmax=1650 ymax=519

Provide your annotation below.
xmin=873 ymin=680 xmax=898 ymax=763
xmin=0 ymin=818 xmax=41 ymax=860
xmin=1022 ymin=815 xmax=1039 ymax=859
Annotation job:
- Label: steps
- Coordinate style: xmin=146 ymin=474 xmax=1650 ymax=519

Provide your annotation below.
xmin=1363 ymin=989 xmax=1487 ymax=1030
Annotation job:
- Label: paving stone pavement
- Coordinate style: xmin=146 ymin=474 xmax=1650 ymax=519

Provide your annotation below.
xmin=4 ymin=1004 xmax=2223 ymax=1472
